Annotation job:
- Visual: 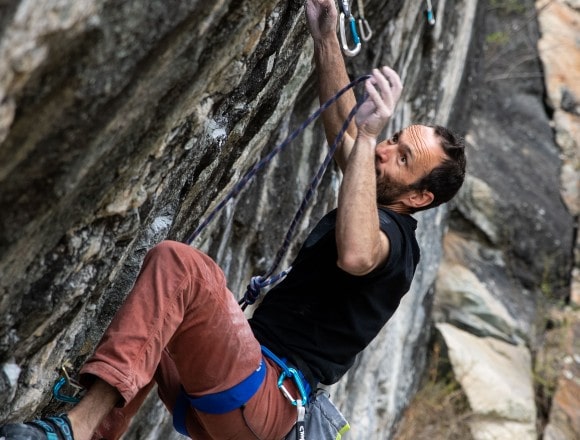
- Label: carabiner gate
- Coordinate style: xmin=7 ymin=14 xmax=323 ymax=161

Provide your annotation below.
xmin=277 ymin=368 xmax=309 ymax=407
xmin=339 ymin=12 xmax=361 ymax=57
xmin=52 ymin=363 xmax=84 ymax=404
xmin=358 ymin=17 xmax=372 ymax=41
xmin=356 ymin=0 xmax=372 ymax=41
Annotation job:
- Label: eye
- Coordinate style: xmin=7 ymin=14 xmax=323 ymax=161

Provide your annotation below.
xmin=391 ymin=133 xmax=399 ymax=143
xmin=400 ymin=155 xmax=407 ymax=164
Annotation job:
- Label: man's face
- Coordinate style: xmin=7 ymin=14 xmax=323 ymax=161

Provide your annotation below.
xmin=375 ymin=125 xmax=444 ymax=206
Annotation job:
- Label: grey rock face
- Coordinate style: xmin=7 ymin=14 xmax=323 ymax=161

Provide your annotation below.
xmin=427 ymin=0 xmax=578 ymax=439
xmin=0 ymin=0 xmax=577 ymax=439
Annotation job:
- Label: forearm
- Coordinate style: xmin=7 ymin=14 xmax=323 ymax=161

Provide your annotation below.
xmin=336 ymin=134 xmax=387 ymax=275
xmin=312 ymin=33 xmax=357 ymax=171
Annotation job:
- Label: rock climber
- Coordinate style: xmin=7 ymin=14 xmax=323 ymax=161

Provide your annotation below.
xmin=0 ymin=0 xmax=466 ymax=439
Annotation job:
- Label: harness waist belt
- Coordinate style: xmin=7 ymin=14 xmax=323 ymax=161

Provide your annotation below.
xmin=172 ymin=358 xmax=266 ymax=436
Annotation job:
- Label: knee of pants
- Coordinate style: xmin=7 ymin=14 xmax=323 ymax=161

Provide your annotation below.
xmin=148 ymin=240 xmax=190 ymax=258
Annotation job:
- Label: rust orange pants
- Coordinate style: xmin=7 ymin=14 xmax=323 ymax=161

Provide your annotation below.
xmin=80 ymin=241 xmax=297 ymax=439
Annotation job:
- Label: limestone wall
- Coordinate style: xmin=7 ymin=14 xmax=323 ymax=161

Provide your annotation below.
xmin=0 ymin=0 xmax=577 ymax=439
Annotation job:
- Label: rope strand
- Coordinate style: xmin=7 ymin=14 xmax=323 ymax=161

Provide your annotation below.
xmin=185 ymin=75 xmax=370 ymax=245
xmin=239 ymin=99 xmax=362 ymax=309
xmin=183 ymin=75 xmax=372 ymax=308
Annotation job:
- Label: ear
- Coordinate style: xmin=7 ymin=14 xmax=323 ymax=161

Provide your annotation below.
xmin=403 ymin=189 xmax=434 ymax=209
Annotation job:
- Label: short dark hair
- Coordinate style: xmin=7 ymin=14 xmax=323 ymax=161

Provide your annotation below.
xmin=408 ymin=125 xmax=467 ymax=213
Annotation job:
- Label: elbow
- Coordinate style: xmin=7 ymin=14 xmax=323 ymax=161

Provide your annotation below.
xmin=336 ymin=252 xmax=376 ymax=276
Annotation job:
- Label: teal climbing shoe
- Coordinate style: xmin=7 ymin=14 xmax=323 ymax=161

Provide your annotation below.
xmin=0 ymin=414 xmax=74 ymax=440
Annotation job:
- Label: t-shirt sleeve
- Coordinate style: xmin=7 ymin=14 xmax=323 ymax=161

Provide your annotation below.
xmin=357 ymin=209 xmax=405 ymax=279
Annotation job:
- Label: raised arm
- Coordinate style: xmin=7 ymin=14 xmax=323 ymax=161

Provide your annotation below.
xmin=305 ymin=0 xmax=357 ymax=172
xmin=336 ymin=67 xmax=402 ymax=276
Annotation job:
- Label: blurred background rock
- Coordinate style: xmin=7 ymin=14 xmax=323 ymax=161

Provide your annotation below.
xmin=0 ymin=0 xmax=578 ymax=438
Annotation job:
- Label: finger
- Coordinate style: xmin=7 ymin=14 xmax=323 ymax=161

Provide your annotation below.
xmin=364 ymin=78 xmax=389 ymax=116
xmin=370 ymin=68 xmax=394 ymax=110
xmin=380 ymin=66 xmax=403 ymax=96
xmin=365 ymin=73 xmax=385 ymax=100
xmin=373 ymin=68 xmax=395 ymax=93
xmin=379 ymin=66 xmax=400 ymax=85
xmin=364 ymin=77 xmax=382 ymax=103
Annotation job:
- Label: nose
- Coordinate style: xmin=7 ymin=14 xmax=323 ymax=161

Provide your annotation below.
xmin=375 ymin=142 xmax=390 ymax=163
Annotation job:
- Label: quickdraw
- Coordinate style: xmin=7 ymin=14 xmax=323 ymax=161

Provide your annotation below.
xmin=52 ymin=362 xmax=84 ymax=404
xmin=261 ymin=346 xmax=311 ymax=440
xmin=338 ymin=0 xmax=361 ymax=57
xmin=356 ymin=0 xmax=373 ymax=42
xmin=425 ymin=0 xmax=436 ymax=26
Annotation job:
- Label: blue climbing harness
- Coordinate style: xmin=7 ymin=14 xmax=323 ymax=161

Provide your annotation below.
xmin=172 ymin=357 xmax=267 ymax=435
xmin=172 ymin=347 xmax=312 ymax=438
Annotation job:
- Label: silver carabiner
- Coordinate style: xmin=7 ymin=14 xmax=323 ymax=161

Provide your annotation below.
xmin=339 ymin=12 xmax=361 ymax=57
xmin=358 ymin=17 xmax=372 ymax=41
xmin=357 ymin=0 xmax=372 ymax=41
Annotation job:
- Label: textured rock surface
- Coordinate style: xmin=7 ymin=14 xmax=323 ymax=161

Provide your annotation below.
xmin=540 ymin=310 xmax=580 ymax=440
xmin=437 ymin=323 xmax=537 ymax=440
xmin=536 ymin=0 xmax=580 ymax=307
xmin=0 ymin=0 xmax=577 ymax=439
xmin=424 ymin=0 xmax=579 ymax=439
xmin=0 ymin=0 xmax=473 ymax=437
xmin=535 ymin=3 xmax=580 ymax=438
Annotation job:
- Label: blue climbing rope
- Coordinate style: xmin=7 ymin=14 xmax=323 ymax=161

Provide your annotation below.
xmin=184 ymin=74 xmax=371 ymax=309
xmin=239 ymin=98 xmax=363 ymax=309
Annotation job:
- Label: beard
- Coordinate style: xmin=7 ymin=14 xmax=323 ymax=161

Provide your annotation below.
xmin=375 ymin=172 xmax=412 ymax=206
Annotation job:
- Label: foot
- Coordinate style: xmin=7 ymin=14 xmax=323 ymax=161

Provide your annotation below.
xmin=0 ymin=415 xmax=74 ymax=440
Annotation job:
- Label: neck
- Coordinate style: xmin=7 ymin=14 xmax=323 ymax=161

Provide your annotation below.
xmin=381 ymin=202 xmax=411 ymax=215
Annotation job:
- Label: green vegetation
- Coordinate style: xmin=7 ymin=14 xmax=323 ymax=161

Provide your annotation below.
xmin=394 ymin=339 xmax=474 ymax=440
xmin=486 ymin=31 xmax=510 ymax=46
xmin=533 ymin=308 xmax=574 ymax=433
xmin=490 ymin=0 xmax=526 ymax=14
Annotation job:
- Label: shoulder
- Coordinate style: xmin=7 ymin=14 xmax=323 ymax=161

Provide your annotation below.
xmin=377 ymin=207 xmax=417 ymax=236
xmin=375 ymin=208 xmax=420 ymax=271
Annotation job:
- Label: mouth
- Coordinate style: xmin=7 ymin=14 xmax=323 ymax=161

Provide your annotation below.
xmin=375 ymin=157 xmax=382 ymax=175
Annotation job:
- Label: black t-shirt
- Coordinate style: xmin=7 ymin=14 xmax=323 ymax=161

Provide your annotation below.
xmin=249 ymin=207 xmax=420 ymax=386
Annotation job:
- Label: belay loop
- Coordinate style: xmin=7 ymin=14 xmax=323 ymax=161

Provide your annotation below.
xmin=185 ymin=75 xmax=371 ymax=309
